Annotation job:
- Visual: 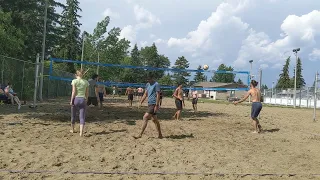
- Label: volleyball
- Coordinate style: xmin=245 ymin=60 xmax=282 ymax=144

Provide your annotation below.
xmin=203 ymin=65 xmax=209 ymax=70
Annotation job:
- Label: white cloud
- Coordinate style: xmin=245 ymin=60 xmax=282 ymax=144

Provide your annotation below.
xmin=119 ymin=25 xmax=136 ymax=42
xmin=102 ymin=8 xmax=120 ymax=19
xmin=309 ymin=48 xmax=320 ymax=61
xmin=149 ymin=34 xmax=156 ymax=39
xmin=235 ymin=10 xmax=320 ymax=68
xmin=119 ymin=4 xmax=161 ymax=47
xmin=260 ymin=64 xmax=269 ymax=69
xmin=154 ymin=38 xmax=166 ymax=44
xmin=140 ymin=41 xmax=148 ymax=47
xmin=134 ymin=5 xmax=161 ymax=29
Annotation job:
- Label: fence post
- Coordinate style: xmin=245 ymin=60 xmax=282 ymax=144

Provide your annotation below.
xmin=21 ymin=62 xmax=25 ymax=100
xmin=1 ymin=58 xmax=4 ymax=84
xmin=313 ymin=72 xmax=318 ymax=121
xmin=307 ymin=87 xmax=309 ymax=108
xmin=31 ymin=54 xmax=40 ymax=108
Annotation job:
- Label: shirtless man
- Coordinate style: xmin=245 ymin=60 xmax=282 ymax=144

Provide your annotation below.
xmin=97 ymin=79 xmax=107 ymax=108
xmin=125 ymin=87 xmax=134 ymax=107
xmin=137 ymin=87 xmax=144 ymax=100
xmin=192 ymin=90 xmax=198 ymax=112
xmin=234 ymin=80 xmax=263 ymax=133
xmin=172 ymin=84 xmax=185 ymax=120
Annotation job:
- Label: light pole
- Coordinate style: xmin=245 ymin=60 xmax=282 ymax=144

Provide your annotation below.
xmin=293 ymin=48 xmax=300 ymax=108
xmin=272 ymin=81 xmax=274 ymax=98
xmin=39 ymin=0 xmax=48 ymax=102
xmin=80 ymin=32 xmax=86 ymax=71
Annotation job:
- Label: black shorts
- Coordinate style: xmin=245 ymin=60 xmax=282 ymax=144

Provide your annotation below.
xmin=192 ymin=98 xmax=198 ymax=104
xmin=87 ymin=97 xmax=98 ymax=106
xmin=175 ymin=99 xmax=183 ymax=110
xmin=128 ymin=94 xmax=134 ymax=101
xmin=147 ymin=104 xmax=157 ymax=115
xmin=251 ymin=102 xmax=262 ymax=118
xmin=99 ymin=92 xmax=104 ymax=102
xmin=160 ymin=96 xmax=163 ymax=99
xmin=138 ymin=92 xmax=143 ymax=96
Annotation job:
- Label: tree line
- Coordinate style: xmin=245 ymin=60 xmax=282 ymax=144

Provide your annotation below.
xmin=0 ymin=0 xmax=306 ymax=90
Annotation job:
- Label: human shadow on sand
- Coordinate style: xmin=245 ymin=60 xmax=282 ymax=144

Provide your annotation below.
xmin=165 ymin=134 xmax=194 ymax=139
xmin=93 ymin=129 xmax=127 ymax=135
xmin=0 ymin=98 xmax=227 ymax=125
xmin=263 ymin=128 xmax=280 ymax=133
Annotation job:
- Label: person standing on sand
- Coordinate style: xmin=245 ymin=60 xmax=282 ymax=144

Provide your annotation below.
xmin=172 ymin=84 xmax=185 ymax=120
xmin=192 ymin=90 xmax=198 ymax=112
xmin=134 ymin=73 xmax=163 ymax=139
xmin=125 ymin=87 xmax=134 ymax=107
xmin=97 ymin=79 xmax=107 ymax=108
xmin=70 ymin=70 xmax=89 ymax=137
xmin=233 ymin=80 xmax=263 ymax=133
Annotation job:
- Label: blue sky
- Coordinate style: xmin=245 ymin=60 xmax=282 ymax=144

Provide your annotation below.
xmin=61 ymin=0 xmax=320 ymax=88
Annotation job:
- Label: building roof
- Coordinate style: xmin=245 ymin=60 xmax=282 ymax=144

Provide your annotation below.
xmin=194 ymin=82 xmax=248 ymax=88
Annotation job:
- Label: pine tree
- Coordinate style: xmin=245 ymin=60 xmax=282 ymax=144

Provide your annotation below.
xmin=292 ymin=57 xmax=305 ymax=89
xmin=60 ymin=0 xmax=82 ymax=72
xmin=236 ymin=78 xmax=243 ymax=84
xmin=276 ymin=56 xmax=291 ymax=89
xmin=194 ymin=65 xmax=206 ymax=82
xmin=172 ymin=56 xmax=190 ymax=86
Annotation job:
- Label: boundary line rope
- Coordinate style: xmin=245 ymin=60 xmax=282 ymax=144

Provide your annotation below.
xmin=1 ymin=169 xmax=320 ymax=177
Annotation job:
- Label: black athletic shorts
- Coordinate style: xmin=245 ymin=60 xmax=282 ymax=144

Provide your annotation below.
xmin=128 ymin=94 xmax=134 ymax=101
xmin=99 ymin=92 xmax=104 ymax=102
xmin=192 ymin=98 xmax=198 ymax=104
xmin=87 ymin=97 xmax=98 ymax=106
xmin=175 ymin=99 xmax=183 ymax=110
xmin=251 ymin=102 xmax=262 ymax=118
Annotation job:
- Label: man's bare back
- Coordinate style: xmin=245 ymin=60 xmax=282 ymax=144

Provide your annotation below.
xmin=126 ymin=87 xmax=134 ymax=94
xmin=249 ymin=88 xmax=261 ymax=102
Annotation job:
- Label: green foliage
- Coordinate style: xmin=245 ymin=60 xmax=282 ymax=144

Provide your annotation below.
xmin=211 ymin=64 xmax=235 ymax=83
xmin=0 ymin=11 xmax=24 ymax=56
xmin=276 ymin=57 xmax=292 ymax=89
xmin=172 ymin=56 xmax=190 ymax=86
xmin=236 ymin=78 xmax=243 ymax=85
xmin=290 ymin=57 xmax=305 ymax=89
xmin=158 ymin=73 xmax=173 ymax=86
xmin=194 ymin=65 xmax=206 ymax=83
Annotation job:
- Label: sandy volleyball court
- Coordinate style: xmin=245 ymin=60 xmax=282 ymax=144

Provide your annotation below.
xmin=0 ymin=97 xmax=320 ymax=180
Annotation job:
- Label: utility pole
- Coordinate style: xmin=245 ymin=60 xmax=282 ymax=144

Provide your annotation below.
xmin=293 ymin=48 xmax=300 ymax=108
xmin=39 ymin=0 xmax=48 ymax=102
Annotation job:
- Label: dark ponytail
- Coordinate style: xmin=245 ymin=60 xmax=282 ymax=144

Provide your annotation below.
xmin=251 ymin=80 xmax=258 ymax=87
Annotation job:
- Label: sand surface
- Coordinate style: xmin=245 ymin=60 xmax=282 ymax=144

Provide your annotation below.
xmin=0 ymin=97 xmax=320 ymax=180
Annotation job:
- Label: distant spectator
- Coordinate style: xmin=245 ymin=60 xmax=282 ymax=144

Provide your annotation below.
xmin=5 ymin=83 xmax=21 ymax=109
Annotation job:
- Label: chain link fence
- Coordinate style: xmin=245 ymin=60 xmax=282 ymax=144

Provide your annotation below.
xmin=263 ymin=87 xmax=320 ymax=108
xmin=0 ymin=55 xmax=72 ymax=102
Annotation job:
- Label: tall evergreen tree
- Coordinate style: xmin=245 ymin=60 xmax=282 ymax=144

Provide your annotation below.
xmin=291 ymin=57 xmax=305 ymax=89
xmin=194 ymin=65 xmax=206 ymax=83
xmin=172 ymin=56 xmax=190 ymax=86
xmin=211 ymin=64 xmax=235 ymax=83
xmin=140 ymin=43 xmax=170 ymax=80
xmin=60 ymin=0 xmax=82 ymax=72
xmin=236 ymin=78 xmax=243 ymax=85
xmin=276 ymin=56 xmax=291 ymax=89
xmin=159 ymin=73 xmax=173 ymax=86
